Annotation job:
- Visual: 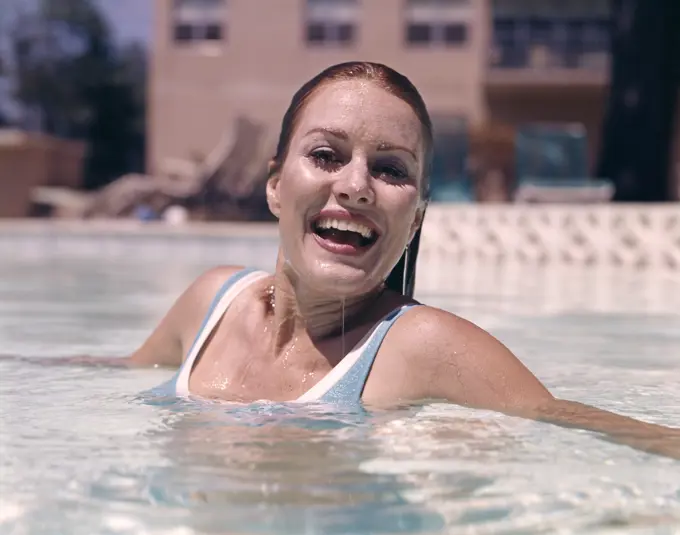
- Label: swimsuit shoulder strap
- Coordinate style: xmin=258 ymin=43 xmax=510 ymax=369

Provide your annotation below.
xmin=172 ymin=267 xmax=269 ymax=396
xmin=298 ymin=304 xmax=418 ymax=404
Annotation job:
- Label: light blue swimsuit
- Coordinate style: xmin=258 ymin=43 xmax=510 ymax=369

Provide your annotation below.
xmin=157 ymin=268 xmax=416 ymax=404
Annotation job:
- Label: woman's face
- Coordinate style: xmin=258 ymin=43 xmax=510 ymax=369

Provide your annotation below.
xmin=267 ymin=79 xmax=426 ymax=296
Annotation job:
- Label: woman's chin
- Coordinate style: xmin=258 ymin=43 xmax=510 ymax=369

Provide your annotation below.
xmin=305 ymin=262 xmax=382 ymax=296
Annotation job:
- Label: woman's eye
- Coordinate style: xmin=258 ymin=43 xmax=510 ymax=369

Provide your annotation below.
xmin=310 ymin=149 xmax=341 ymax=170
xmin=374 ymin=163 xmax=408 ymax=181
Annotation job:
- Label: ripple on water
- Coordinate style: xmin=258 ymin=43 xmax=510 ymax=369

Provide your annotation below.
xmin=1 ymin=246 xmax=680 ymax=534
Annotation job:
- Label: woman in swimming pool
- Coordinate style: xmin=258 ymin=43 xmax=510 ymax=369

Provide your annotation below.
xmin=16 ymin=62 xmax=678 ymax=457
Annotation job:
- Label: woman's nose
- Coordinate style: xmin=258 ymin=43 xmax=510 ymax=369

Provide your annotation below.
xmin=332 ymin=162 xmax=375 ymax=206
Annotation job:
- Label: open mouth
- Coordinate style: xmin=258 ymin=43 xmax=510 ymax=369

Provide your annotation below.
xmin=311 ymin=216 xmax=379 ymax=251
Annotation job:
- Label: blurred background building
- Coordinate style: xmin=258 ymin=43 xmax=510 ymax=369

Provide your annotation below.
xmin=149 ymin=0 xmax=678 ymax=208
xmin=0 ymin=0 xmax=678 ymax=219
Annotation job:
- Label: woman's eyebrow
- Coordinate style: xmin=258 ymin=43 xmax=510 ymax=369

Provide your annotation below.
xmin=376 ymin=141 xmax=417 ymax=161
xmin=302 ymin=127 xmax=418 ymax=161
xmin=302 ymin=127 xmax=349 ymax=140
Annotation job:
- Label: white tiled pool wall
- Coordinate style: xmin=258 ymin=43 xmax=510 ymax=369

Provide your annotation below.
xmin=1 ymin=204 xmax=679 ymax=314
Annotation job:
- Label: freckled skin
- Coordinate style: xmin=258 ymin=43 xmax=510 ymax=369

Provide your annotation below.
xmin=271 ymin=80 xmax=425 ymax=298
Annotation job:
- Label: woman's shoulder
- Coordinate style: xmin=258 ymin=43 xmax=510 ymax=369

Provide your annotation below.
xmin=173 ymin=265 xmax=250 ymax=331
xmin=127 ymin=265 xmax=251 ymax=367
xmin=387 ymin=304 xmax=551 ymax=407
xmin=376 ymin=294 xmax=481 ymax=345
xmin=181 ymin=265 xmax=258 ymax=317
xmin=190 ymin=265 xmax=250 ymax=293
xmin=394 ymin=304 xmax=487 ymax=353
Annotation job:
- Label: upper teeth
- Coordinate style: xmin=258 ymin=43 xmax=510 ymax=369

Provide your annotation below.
xmin=315 ymin=218 xmax=375 ymax=239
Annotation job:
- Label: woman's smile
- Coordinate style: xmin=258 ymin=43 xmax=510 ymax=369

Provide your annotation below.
xmin=309 ymin=208 xmax=381 ymax=256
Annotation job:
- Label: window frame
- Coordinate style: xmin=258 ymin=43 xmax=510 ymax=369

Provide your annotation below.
xmin=404 ymin=0 xmax=472 ymax=48
xmin=490 ymin=12 xmax=611 ymax=68
xmin=304 ymin=0 xmax=358 ymax=47
xmin=171 ymin=0 xmax=227 ymax=45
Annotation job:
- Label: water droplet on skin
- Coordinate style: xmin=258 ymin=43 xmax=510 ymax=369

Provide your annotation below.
xmin=301 ymin=371 xmax=316 ymax=385
xmin=341 ymin=298 xmax=346 ymax=357
xmin=209 ymin=375 xmax=231 ymax=390
xmin=280 ymin=336 xmax=298 ymax=368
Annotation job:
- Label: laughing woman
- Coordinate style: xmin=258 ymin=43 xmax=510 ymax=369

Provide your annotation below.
xmin=17 ymin=62 xmax=680 ymax=458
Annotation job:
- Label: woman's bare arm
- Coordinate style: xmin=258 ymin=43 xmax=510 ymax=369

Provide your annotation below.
xmin=127 ymin=265 xmax=244 ymax=367
xmin=525 ymin=398 xmax=680 ymax=459
xmin=407 ymin=307 xmax=680 ymax=459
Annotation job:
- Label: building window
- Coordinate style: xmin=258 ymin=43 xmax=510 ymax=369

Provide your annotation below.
xmin=172 ymin=0 xmax=226 ymax=44
xmin=305 ymin=0 xmax=358 ymax=46
xmin=404 ymin=0 xmax=471 ymax=47
xmin=490 ymin=0 xmax=611 ymax=68
xmin=492 ymin=0 xmax=609 ymax=18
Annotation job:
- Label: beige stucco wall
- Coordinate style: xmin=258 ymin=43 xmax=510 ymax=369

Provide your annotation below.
xmin=148 ymin=0 xmax=489 ymax=174
xmin=148 ymin=0 xmax=679 ymax=198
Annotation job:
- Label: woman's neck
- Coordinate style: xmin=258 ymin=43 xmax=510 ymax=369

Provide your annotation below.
xmin=266 ymin=260 xmax=384 ymax=355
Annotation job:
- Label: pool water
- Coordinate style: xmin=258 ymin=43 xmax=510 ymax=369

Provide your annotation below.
xmin=1 ymin=233 xmax=680 ymax=534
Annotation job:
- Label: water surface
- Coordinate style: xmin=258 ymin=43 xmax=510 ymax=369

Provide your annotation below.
xmin=1 ymin=234 xmax=679 ymax=534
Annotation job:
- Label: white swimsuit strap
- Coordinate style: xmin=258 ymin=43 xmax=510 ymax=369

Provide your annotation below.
xmin=295 ymin=331 xmax=375 ymax=402
xmin=174 ymin=270 xmax=269 ymax=397
xmin=295 ymin=306 xmax=409 ymax=402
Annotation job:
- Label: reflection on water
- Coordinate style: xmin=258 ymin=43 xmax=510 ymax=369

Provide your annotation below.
xmin=0 ymin=236 xmax=679 ymax=534
xmin=139 ymin=400 xmax=446 ymax=534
